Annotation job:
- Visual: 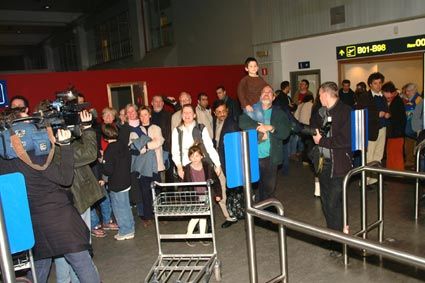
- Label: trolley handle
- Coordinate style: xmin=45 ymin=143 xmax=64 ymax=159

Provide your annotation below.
xmin=151 ymin=180 xmax=214 ymax=189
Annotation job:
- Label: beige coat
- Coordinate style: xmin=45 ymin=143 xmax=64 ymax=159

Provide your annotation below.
xmin=294 ymin=101 xmax=313 ymax=125
xmin=195 ymin=105 xmax=213 ymax=138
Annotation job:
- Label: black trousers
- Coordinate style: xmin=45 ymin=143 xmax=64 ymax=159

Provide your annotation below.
xmin=318 ymin=161 xmax=343 ymax=231
xmin=256 ymin=157 xmax=278 ymax=202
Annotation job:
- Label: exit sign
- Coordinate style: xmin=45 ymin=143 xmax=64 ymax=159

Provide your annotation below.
xmin=0 ymin=80 xmax=8 ymax=108
xmin=298 ymin=61 xmax=310 ymax=69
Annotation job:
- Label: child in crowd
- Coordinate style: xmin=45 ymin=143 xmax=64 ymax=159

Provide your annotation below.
xmin=100 ymin=124 xmax=135 ymax=241
xmin=183 ymin=145 xmax=222 ymax=245
xmin=237 ymin=57 xmax=268 ymax=123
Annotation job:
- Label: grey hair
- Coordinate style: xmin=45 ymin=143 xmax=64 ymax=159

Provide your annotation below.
xmin=319 ymin=81 xmax=338 ymax=97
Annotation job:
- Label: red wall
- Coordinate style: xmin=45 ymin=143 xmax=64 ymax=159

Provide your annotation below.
xmin=0 ymin=65 xmax=244 ymax=113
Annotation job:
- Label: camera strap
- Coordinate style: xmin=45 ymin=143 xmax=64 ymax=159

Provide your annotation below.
xmin=10 ymin=126 xmax=56 ymax=171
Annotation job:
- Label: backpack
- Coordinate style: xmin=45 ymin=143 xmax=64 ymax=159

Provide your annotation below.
xmin=177 ymin=123 xmax=213 ymax=166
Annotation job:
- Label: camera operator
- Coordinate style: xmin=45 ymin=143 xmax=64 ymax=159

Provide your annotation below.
xmin=10 ymin=95 xmax=30 ymax=116
xmin=53 ymin=109 xmax=104 ymax=283
xmin=0 ymin=124 xmax=100 ymax=282
xmin=311 ymin=82 xmax=351 ymax=258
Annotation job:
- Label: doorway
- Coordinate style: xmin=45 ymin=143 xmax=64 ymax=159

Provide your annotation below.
xmin=106 ymin=82 xmax=148 ymax=111
xmin=338 ymin=52 xmax=424 ymax=93
xmin=290 ymin=69 xmax=321 ymax=98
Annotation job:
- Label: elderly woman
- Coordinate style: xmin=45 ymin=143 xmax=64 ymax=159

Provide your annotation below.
xmin=130 ymin=106 xmax=165 ymax=227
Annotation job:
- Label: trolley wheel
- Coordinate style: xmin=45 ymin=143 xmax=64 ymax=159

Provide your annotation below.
xmin=214 ymin=260 xmax=222 ymax=281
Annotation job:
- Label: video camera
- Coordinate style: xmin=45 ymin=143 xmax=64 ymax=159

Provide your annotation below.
xmin=34 ymin=90 xmax=90 ymax=137
xmin=300 ymin=116 xmax=332 ymax=137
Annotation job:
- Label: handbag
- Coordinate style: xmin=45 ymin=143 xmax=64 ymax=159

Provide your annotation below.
xmin=308 ymin=145 xmax=324 ymax=174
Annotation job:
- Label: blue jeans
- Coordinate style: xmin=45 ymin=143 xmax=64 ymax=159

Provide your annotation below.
xmin=90 ymin=187 xmax=112 ymax=228
xmin=244 ymin=102 xmax=264 ymax=123
xmin=54 ymin=257 xmax=79 ymax=283
xmin=110 ymin=189 xmax=135 ymax=235
xmin=289 ymin=134 xmax=303 ymax=155
xmin=32 ymin=250 xmax=100 ymax=283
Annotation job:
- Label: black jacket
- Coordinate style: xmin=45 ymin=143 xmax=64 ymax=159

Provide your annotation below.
xmin=338 ymin=88 xmax=355 ymax=108
xmin=312 ymin=100 xmax=352 ymax=177
xmin=387 ymin=95 xmax=406 ymax=138
xmin=101 ymin=141 xmax=132 ymax=192
xmin=213 ymin=116 xmax=240 ymax=173
xmin=0 ymin=146 xmax=90 ymax=260
xmin=213 ymin=96 xmax=241 ymax=123
xmin=356 ymin=90 xmax=379 ymax=141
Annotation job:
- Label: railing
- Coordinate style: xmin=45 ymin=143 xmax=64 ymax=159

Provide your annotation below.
xmin=342 ymin=163 xmax=425 ymax=265
xmin=414 ymin=139 xmax=425 ymax=219
xmin=239 ymin=131 xmax=425 ymax=282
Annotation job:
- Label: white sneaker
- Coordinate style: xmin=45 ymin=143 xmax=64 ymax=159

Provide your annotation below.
xmin=114 ymin=232 xmax=135 ymax=241
xmin=314 ymin=179 xmax=320 ymax=197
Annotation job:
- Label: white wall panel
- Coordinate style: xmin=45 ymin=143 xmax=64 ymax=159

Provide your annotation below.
xmin=251 ymin=0 xmax=425 ymax=45
xmin=280 ymin=18 xmax=425 ymax=92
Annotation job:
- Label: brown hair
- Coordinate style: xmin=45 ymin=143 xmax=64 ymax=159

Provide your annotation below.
xmin=138 ymin=105 xmax=152 ymax=115
xmin=180 ymin=104 xmax=197 ymax=126
xmin=188 ymin=144 xmax=204 ymax=159
xmin=102 ymin=123 xmax=119 ymax=140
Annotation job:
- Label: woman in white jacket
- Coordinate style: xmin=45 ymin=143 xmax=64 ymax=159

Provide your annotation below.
xmin=172 ymin=104 xmax=221 ymax=179
xmin=171 ymin=104 xmax=237 ymax=238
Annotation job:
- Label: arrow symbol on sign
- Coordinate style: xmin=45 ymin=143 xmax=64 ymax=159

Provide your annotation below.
xmin=339 ymin=49 xmax=345 ymax=56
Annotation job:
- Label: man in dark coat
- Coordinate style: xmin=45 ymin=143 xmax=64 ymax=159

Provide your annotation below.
xmin=239 ymin=85 xmax=291 ymax=202
xmin=151 ymin=95 xmax=174 ymax=182
xmin=213 ymin=85 xmax=241 ymax=123
xmin=213 ymin=101 xmax=240 ymax=173
xmin=312 ymin=82 xmax=352 ymax=257
xmin=338 ymin=79 xmax=355 ymax=108
xmin=213 ymin=101 xmax=242 ymax=223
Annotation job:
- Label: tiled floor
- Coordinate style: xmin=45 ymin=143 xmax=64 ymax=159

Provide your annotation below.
xmin=51 ymin=160 xmax=425 ymax=282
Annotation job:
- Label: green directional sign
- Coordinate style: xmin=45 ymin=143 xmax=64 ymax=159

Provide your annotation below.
xmin=336 ymin=34 xmax=425 ymax=60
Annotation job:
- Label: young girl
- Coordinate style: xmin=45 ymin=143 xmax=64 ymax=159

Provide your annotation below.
xmin=183 ymin=145 xmax=222 ymax=241
xmin=101 ymin=124 xmax=135 ymax=240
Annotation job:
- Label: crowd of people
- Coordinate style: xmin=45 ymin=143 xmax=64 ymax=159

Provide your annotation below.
xmin=2 ymin=57 xmax=425 ymax=281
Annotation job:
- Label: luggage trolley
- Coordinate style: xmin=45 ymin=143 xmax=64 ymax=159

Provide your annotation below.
xmin=145 ymin=180 xmax=221 ymax=283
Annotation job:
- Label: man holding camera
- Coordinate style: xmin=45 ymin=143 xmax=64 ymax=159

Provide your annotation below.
xmin=312 ymin=82 xmax=351 ymax=257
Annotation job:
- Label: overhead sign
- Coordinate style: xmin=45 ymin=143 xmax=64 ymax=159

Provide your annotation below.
xmin=0 ymin=80 xmax=8 ymax=108
xmin=298 ymin=61 xmax=310 ymax=69
xmin=336 ymin=34 xmax=425 ymax=60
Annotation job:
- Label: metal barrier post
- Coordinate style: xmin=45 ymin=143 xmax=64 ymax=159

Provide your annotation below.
xmin=241 ymin=131 xmax=258 ymax=283
xmin=252 ymin=199 xmax=287 ymax=283
xmin=343 ymin=164 xmax=425 ymax=265
xmin=0 ymin=197 xmax=16 ymax=283
xmin=414 ymin=140 xmax=425 ymax=219
xmin=378 ymin=173 xmax=384 ymax=243
xmin=415 ymin=148 xmax=420 ymax=219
